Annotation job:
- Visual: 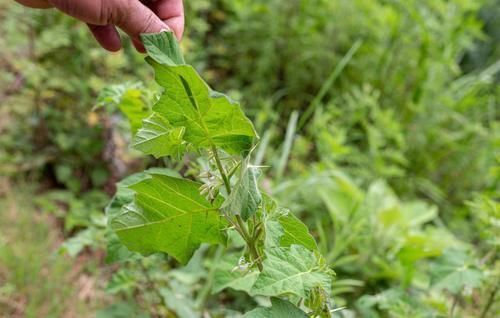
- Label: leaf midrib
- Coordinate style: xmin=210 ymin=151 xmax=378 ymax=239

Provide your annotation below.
xmin=115 ymin=207 xmax=219 ymax=231
xmin=174 ymin=71 xmax=217 ymax=148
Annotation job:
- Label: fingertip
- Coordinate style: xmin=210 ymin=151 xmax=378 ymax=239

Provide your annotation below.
xmin=163 ymin=16 xmax=184 ymax=40
xmin=132 ymin=38 xmax=146 ymax=53
xmin=150 ymin=0 xmax=184 ymax=40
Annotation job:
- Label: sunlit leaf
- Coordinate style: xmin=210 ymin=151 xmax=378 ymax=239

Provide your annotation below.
xmin=141 ymin=31 xmax=185 ymax=66
xmin=105 ymin=168 xmax=180 ymax=263
xmin=109 ymin=173 xmax=227 ymax=264
xmin=251 ymin=245 xmax=333 ymax=298
xmin=132 ymin=113 xmax=187 ymax=158
xmin=141 ymin=32 xmax=257 ymax=156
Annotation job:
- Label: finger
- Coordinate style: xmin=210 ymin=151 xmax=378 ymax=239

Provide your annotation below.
xmin=111 ymin=0 xmax=169 ymax=41
xmin=132 ymin=38 xmax=146 ymax=53
xmin=87 ymin=24 xmax=122 ymax=52
xmin=149 ymin=0 xmax=184 ymax=40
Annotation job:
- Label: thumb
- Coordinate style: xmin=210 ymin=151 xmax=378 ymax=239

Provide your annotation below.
xmin=111 ymin=0 xmax=170 ymax=42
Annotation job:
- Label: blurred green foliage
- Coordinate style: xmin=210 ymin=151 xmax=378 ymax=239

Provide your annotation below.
xmin=0 ymin=1 xmax=149 ymax=192
xmin=0 ymin=0 xmax=498 ymax=317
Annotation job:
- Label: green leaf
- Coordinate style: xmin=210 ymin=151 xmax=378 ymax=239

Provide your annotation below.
xmin=141 ymin=32 xmax=185 ymax=66
xmin=96 ymin=83 xmax=151 ymax=134
xmin=265 ymin=207 xmax=317 ymax=251
xmin=106 ymin=269 xmax=136 ymax=294
xmin=105 ymin=169 xmax=180 ymax=263
xmin=213 ymin=253 xmax=259 ymax=294
xmin=149 ymin=60 xmax=257 ymax=155
xmin=132 ymin=113 xmax=187 ymax=158
xmin=59 ymin=228 xmax=98 ymax=257
xmin=221 ymin=165 xmax=262 ymax=220
xmin=244 ymin=297 xmax=308 ymax=318
xmin=106 ymin=168 xmax=180 ymax=220
xmin=109 ymin=174 xmax=227 ymax=264
xmin=251 ymin=245 xmax=333 ymax=298
xmin=117 ymin=89 xmax=151 ymax=134
xmin=105 ymin=231 xmax=137 ymax=264
xmin=141 ymin=31 xmax=257 ymax=156
xmin=430 ymin=249 xmax=483 ymax=294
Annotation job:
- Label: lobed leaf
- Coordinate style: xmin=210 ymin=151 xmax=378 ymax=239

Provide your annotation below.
xmin=139 ymin=31 xmax=257 ymax=157
xmin=132 ymin=113 xmax=187 ymax=159
xmin=109 ymin=173 xmax=227 ymax=264
xmin=251 ymin=245 xmax=333 ymax=298
xmin=105 ymin=168 xmax=181 ymax=263
xmin=265 ymin=207 xmax=318 ymax=251
xmin=148 ymin=60 xmax=257 ymax=155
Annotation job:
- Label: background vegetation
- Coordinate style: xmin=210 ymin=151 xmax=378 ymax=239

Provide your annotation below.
xmin=0 ymin=0 xmax=498 ymax=317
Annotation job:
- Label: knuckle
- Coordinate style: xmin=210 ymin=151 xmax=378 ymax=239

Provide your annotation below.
xmin=107 ymin=0 xmax=132 ymax=25
xmin=98 ymin=0 xmax=111 ymax=24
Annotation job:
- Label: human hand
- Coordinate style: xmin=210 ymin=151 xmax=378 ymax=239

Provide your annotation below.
xmin=16 ymin=0 xmax=184 ymax=52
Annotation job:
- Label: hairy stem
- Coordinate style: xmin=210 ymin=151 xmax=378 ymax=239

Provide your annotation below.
xmin=236 ymin=215 xmax=250 ymax=240
xmin=211 ymin=145 xmax=231 ymax=194
xmin=236 ymin=215 xmax=263 ymax=271
xmin=211 ymin=147 xmax=263 ymax=271
xmin=248 ymin=240 xmax=263 ymax=271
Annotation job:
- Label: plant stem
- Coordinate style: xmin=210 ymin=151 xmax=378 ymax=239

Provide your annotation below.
xmin=480 ymin=281 xmax=498 ymax=318
xmin=236 ymin=215 xmax=250 ymax=240
xmin=211 ymin=145 xmax=231 ymax=194
xmin=227 ymin=160 xmax=242 ymax=179
xmin=236 ymin=215 xmax=263 ymax=271
xmin=211 ymin=146 xmax=262 ymax=271
xmin=449 ymin=295 xmax=458 ymax=318
xmin=248 ymin=241 xmax=263 ymax=271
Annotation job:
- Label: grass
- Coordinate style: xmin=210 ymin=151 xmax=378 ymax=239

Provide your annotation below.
xmin=0 ymin=181 xmax=108 ymax=318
